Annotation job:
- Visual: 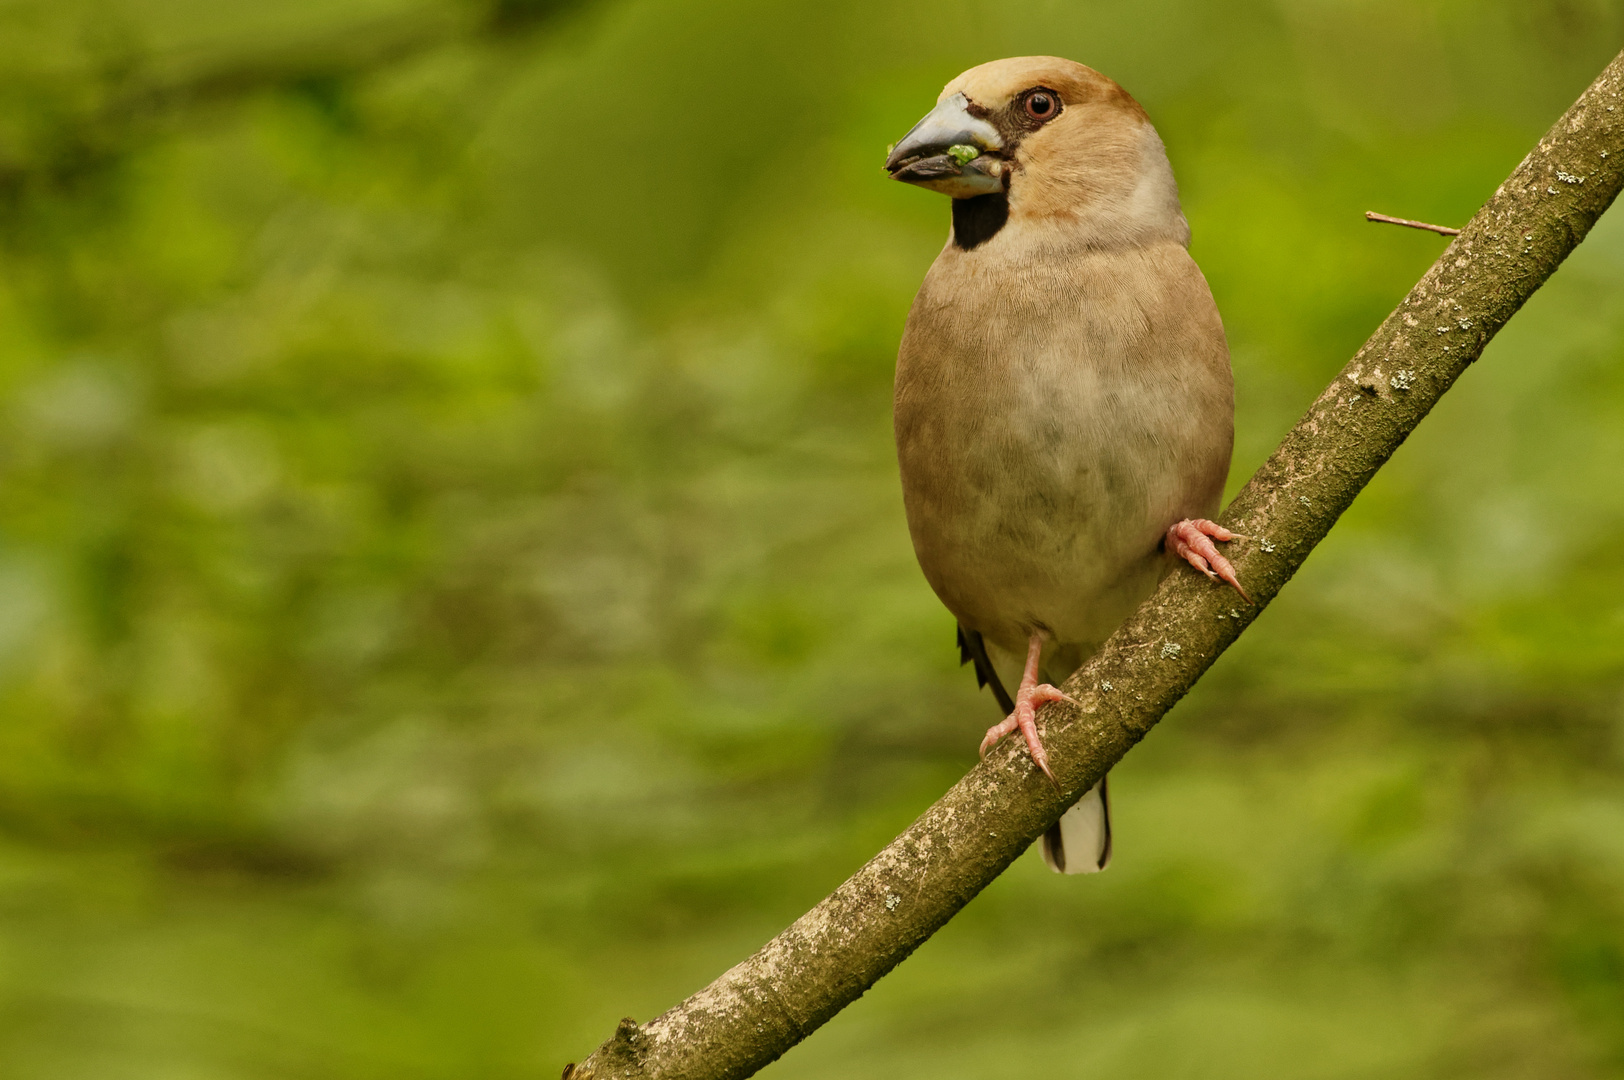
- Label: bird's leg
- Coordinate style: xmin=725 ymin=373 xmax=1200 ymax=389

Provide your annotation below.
xmin=978 ymin=633 xmax=1076 ymax=786
xmin=1166 ymin=518 xmax=1251 ymax=602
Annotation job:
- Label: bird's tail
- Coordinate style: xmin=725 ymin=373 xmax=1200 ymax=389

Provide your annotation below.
xmin=1041 ymin=773 xmax=1112 ymax=874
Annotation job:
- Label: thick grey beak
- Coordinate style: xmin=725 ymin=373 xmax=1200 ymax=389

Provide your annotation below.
xmin=885 ymin=92 xmax=1005 ymax=198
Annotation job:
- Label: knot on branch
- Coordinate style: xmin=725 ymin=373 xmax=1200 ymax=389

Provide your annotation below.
xmin=564 ymin=1017 xmax=648 ymax=1079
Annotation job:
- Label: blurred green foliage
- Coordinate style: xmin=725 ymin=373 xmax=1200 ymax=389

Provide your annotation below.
xmin=1 ymin=0 xmax=1623 ymax=1076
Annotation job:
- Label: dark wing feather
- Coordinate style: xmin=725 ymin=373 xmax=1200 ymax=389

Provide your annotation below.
xmin=956 ymin=624 xmax=1015 ymax=715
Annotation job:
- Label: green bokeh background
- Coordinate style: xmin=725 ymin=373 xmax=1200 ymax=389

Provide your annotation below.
xmin=2 ymin=1 xmax=1623 ymax=1076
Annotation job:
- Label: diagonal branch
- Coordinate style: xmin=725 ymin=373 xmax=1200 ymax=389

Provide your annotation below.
xmin=566 ymin=50 xmax=1624 ymax=1080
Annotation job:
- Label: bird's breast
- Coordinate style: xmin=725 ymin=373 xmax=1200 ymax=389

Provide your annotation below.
xmin=895 ymin=239 xmax=1232 ymax=658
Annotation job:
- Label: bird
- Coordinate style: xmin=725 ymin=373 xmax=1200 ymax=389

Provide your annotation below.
xmin=884 ymin=57 xmax=1243 ymax=874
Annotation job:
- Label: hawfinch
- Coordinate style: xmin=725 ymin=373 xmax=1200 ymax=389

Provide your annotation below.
xmin=885 ymin=57 xmax=1242 ymax=874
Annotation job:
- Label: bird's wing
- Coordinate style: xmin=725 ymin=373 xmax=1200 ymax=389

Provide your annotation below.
xmin=957 ymin=624 xmax=1015 ymax=714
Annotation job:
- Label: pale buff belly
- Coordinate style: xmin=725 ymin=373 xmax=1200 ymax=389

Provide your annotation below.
xmin=896 ymin=374 xmax=1187 ymax=672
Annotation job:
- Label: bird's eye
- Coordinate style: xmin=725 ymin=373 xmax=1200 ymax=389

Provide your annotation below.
xmin=1024 ymin=91 xmax=1058 ymax=121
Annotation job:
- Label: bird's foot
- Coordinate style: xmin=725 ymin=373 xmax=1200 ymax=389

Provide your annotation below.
xmin=979 ymin=680 xmax=1075 ymax=787
xmin=1167 ymin=518 xmax=1250 ymax=602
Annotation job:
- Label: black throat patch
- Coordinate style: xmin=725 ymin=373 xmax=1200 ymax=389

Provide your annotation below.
xmin=951 ymin=193 xmax=1009 ymax=251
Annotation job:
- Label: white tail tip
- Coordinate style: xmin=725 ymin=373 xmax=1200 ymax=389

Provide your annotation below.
xmin=1040 ymin=776 xmax=1112 ymax=874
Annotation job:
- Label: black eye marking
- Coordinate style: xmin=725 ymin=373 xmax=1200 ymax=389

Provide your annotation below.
xmin=1022 ymin=89 xmax=1060 ymax=123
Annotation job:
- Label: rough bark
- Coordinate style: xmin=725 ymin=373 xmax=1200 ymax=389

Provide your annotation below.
xmin=566 ymin=50 xmax=1624 ymax=1080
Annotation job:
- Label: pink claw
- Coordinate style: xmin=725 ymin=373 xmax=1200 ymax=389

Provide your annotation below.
xmin=1166 ymin=518 xmax=1251 ymax=602
xmin=979 ymin=634 xmax=1077 ymax=787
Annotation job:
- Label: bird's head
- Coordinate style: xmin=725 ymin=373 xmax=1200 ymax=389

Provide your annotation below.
xmin=885 ymin=57 xmax=1187 ymax=249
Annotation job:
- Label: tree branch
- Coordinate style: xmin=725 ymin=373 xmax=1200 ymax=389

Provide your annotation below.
xmin=566 ymin=50 xmax=1624 ymax=1080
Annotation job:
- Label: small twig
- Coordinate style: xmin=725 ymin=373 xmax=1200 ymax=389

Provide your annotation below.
xmin=1365 ymin=210 xmax=1461 ymax=236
